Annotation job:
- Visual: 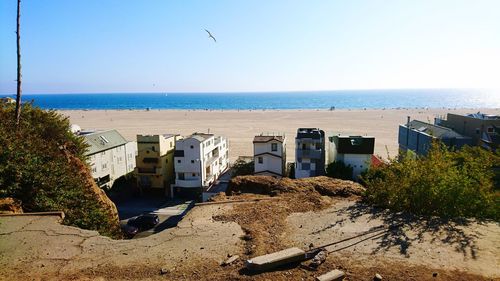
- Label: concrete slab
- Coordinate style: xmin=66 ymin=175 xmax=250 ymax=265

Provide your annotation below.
xmin=316 ymin=269 xmax=345 ymax=281
xmin=245 ymin=247 xmax=306 ymax=271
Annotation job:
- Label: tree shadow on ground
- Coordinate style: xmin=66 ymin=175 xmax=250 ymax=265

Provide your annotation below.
xmin=319 ymin=201 xmax=484 ymax=259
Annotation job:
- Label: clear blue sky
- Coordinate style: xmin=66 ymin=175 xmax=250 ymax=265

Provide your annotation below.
xmin=1 ymin=0 xmax=499 ymax=94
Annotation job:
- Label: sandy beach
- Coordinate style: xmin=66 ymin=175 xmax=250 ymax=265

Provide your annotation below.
xmin=60 ymin=108 xmax=500 ymax=161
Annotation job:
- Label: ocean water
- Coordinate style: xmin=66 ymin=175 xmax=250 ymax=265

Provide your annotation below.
xmin=13 ymin=89 xmax=500 ymax=110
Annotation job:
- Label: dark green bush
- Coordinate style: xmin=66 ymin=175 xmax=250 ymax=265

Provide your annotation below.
xmin=362 ymin=142 xmax=500 ymax=220
xmin=326 ymin=161 xmax=354 ymax=180
xmin=0 ymin=103 xmax=121 ymax=238
xmin=231 ymin=158 xmax=254 ymax=177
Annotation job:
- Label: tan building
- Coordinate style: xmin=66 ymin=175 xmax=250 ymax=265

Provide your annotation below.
xmin=135 ymin=134 xmax=179 ymax=195
xmin=436 ymin=112 xmax=500 ymax=151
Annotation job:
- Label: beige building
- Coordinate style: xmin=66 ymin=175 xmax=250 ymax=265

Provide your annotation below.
xmin=82 ymin=130 xmax=137 ymax=189
xmin=135 ymin=134 xmax=179 ymax=195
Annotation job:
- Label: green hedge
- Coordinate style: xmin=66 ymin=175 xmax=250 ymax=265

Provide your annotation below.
xmin=0 ymin=103 xmax=121 ymax=238
xmin=362 ymin=142 xmax=499 ymax=220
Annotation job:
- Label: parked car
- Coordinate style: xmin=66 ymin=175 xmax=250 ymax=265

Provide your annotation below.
xmin=121 ymin=224 xmax=139 ymax=239
xmin=127 ymin=214 xmax=160 ymax=230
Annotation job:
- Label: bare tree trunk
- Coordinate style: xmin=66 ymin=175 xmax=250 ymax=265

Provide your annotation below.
xmin=15 ymin=0 xmax=22 ymax=126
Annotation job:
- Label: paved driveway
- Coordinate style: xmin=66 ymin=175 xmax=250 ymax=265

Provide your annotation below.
xmin=117 ymin=197 xmax=194 ymax=238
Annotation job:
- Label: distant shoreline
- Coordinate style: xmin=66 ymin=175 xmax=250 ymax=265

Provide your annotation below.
xmin=55 ymin=107 xmax=500 ymax=112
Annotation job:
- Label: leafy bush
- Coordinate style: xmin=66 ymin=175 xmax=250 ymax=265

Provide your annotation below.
xmin=362 ymin=142 xmax=500 ymax=220
xmin=326 ymin=161 xmax=354 ymax=180
xmin=231 ymin=158 xmax=254 ymax=177
xmin=0 ymin=103 xmax=122 ymax=238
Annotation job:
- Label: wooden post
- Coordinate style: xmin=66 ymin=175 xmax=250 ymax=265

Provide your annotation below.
xmin=15 ymin=0 xmax=22 ymax=126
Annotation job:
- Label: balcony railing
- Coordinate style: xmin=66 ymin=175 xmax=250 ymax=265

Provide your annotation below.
xmin=136 ymin=167 xmax=161 ymax=174
xmin=176 ymin=179 xmax=201 ymax=188
xmin=296 ymin=149 xmax=322 ymax=159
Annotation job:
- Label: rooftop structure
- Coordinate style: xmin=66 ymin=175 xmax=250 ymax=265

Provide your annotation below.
xmin=399 ymin=117 xmax=472 ymax=156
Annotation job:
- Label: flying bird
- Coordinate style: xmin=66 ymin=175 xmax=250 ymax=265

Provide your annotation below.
xmin=204 ymin=29 xmax=216 ymax=43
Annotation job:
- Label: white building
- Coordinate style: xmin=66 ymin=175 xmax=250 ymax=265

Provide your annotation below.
xmin=174 ymin=133 xmax=229 ymax=198
xmin=327 ymin=134 xmax=375 ymax=180
xmin=82 ymin=130 xmax=137 ymax=189
xmin=253 ymin=134 xmax=286 ymax=177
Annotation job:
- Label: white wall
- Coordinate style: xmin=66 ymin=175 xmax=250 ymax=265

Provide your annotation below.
xmin=341 ymin=154 xmax=371 ymax=179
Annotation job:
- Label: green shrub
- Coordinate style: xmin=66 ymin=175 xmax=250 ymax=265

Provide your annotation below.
xmin=326 ymin=161 xmax=354 ymax=180
xmin=0 ymin=103 xmax=121 ymax=238
xmin=231 ymin=159 xmax=254 ymax=177
xmin=362 ymin=142 xmax=500 ymax=220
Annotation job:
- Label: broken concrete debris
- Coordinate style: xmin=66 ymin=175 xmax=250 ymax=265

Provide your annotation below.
xmin=316 ymin=269 xmax=345 ymax=281
xmin=308 ymin=248 xmax=328 ymax=269
xmin=221 ymin=255 xmax=239 ymax=266
xmin=245 ymin=247 xmax=306 ymax=271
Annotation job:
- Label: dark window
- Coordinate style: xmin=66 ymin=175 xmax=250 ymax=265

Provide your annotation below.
xmin=192 ymin=173 xmax=196 ymax=177
xmin=315 ymin=143 xmax=320 ymax=150
xmin=143 ymin=157 xmax=158 ymax=163
xmin=166 ymin=159 xmax=168 ymax=163
xmin=487 ymin=127 xmax=494 ymax=133
xmin=191 ymin=160 xmax=195 ymax=163
xmin=190 ymin=145 xmax=194 ymax=149
xmin=174 ymin=150 xmax=184 ymax=157
xmin=177 ymin=160 xmax=181 ymax=163
xmin=476 ymin=128 xmax=480 ymax=134
xmin=258 ymin=157 xmax=263 ymax=164
xmin=178 ymin=173 xmax=185 ymax=180
xmin=271 ymin=143 xmax=277 ymax=151
xmin=302 ymin=163 xmax=310 ymax=170
xmin=152 ymin=146 xmax=156 ymax=152
xmin=302 ymin=143 xmax=307 ymax=150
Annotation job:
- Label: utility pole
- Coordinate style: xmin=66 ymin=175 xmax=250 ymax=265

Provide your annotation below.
xmin=15 ymin=0 xmax=22 ymax=126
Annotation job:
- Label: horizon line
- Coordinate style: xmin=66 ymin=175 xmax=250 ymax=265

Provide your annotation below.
xmin=2 ymin=87 xmax=498 ymax=96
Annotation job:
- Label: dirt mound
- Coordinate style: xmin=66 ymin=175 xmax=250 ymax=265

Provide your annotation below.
xmin=0 ymin=197 xmax=23 ymax=214
xmin=227 ymin=175 xmax=365 ymax=197
xmin=214 ymin=176 xmax=364 ymax=257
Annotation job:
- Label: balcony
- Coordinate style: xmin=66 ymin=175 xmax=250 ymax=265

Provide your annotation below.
xmin=136 ymin=167 xmax=162 ymax=174
xmin=176 ymin=179 xmax=201 ymax=188
xmin=296 ymin=149 xmax=322 ymax=159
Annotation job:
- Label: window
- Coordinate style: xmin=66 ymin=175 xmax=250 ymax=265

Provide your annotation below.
xmin=191 ymin=160 xmax=195 ymax=163
xmin=302 ymin=143 xmax=307 ymax=150
xmin=165 ymin=159 xmax=168 ymax=163
xmin=315 ymin=143 xmax=321 ymax=150
xmin=302 ymin=163 xmax=310 ymax=170
xmin=192 ymin=173 xmax=196 ymax=177
xmin=487 ymin=127 xmax=494 ymax=133
xmin=271 ymin=143 xmax=277 ymax=151
xmin=170 ymin=142 xmax=173 ymax=148
xmin=178 ymin=173 xmax=185 ymax=180
xmin=258 ymin=157 xmax=263 ymax=164
xmin=177 ymin=160 xmax=181 ymax=163
xmin=152 ymin=146 xmax=156 ymax=152
xmin=476 ymin=128 xmax=480 ymax=134
xmin=92 ymin=167 xmax=97 ymax=173
xmin=102 ymin=163 xmax=107 ymax=169
xmin=190 ymin=145 xmax=194 ymax=149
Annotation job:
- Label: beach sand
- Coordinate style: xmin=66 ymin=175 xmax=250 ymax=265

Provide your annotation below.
xmin=60 ymin=108 xmax=500 ymax=161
